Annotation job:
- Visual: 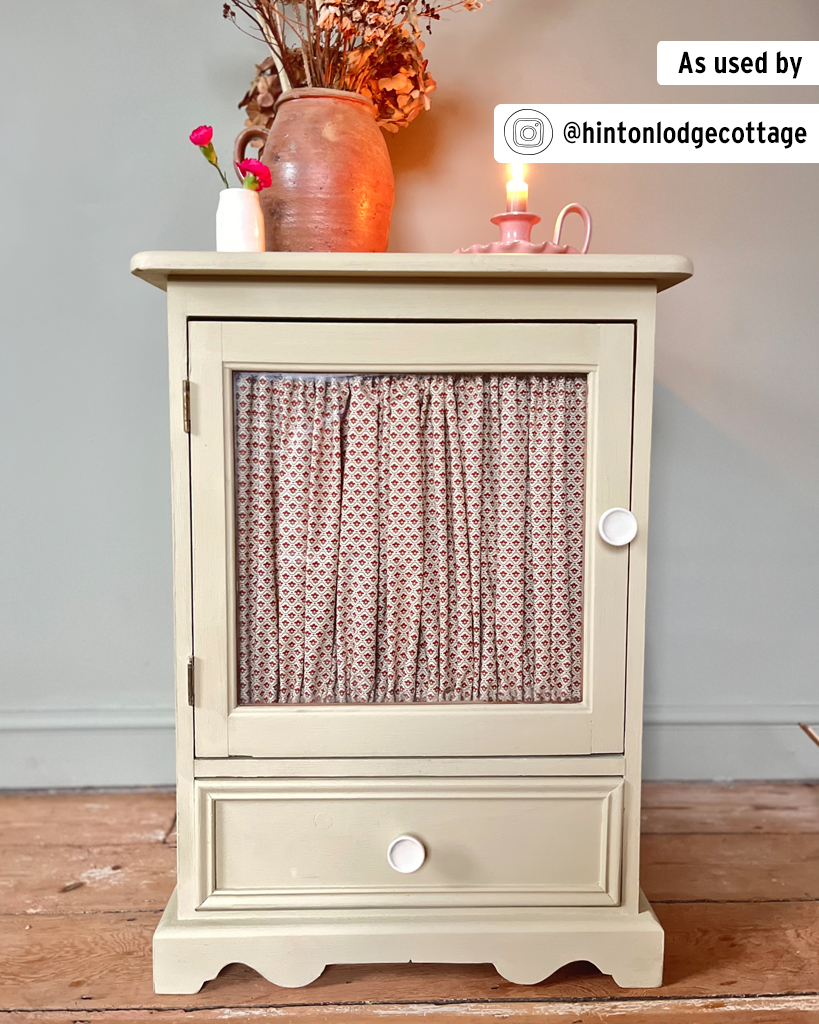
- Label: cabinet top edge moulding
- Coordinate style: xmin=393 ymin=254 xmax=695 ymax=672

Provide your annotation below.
xmin=130 ymin=251 xmax=693 ymax=292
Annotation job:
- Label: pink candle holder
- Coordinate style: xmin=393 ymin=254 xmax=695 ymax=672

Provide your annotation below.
xmin=457 ymin=203 xmax=592 ymax=255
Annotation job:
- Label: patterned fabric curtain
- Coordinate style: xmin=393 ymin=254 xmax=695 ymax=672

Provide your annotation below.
xmin=234 ymin=372 xmax=587 ymax=704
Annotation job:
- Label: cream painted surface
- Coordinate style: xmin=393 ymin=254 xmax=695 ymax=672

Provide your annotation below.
xmin=154 ymin=888 xmax=665 ymax=993
xmin=189 ymin=319 xmax=634 ymax=758
xmin=130 ymin=251 xmax=692 ymax=292
xmin=192 ymin=755 xmax=626 ymax=777
xmin=169 ymin=277 xmax=660 ymax=323
xmin=197 ymin=777 xmax=623 ymax=910
xmin=146 ymin=257 xmax=673 ymax=992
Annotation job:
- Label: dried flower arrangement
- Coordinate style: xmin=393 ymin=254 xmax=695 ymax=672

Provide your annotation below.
xmin=225 ymin=0 xmax=488 ymax=136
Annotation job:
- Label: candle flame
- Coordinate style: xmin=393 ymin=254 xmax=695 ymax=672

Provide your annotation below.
xmin=509 ymin=161 xmax=526 ymax=186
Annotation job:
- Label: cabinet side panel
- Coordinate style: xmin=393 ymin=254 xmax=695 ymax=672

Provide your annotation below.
xmin=166 ymin=284 xmax=196 ymax=916
xmin=620 ymin=287 xmax=657 ymax=914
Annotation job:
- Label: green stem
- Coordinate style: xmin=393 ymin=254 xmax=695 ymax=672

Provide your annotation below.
xmin=214 ymin=161 xmax=230 ymax=189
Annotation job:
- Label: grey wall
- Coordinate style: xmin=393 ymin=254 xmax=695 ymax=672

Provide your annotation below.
xmin=1 ymin=0 xmax=817 ymax=786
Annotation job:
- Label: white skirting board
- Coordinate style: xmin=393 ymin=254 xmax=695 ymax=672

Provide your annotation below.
xmin=0 ymin=719 xmax=176 ymax=789
xmin=0 ymin=709 xmax=817 ymax=787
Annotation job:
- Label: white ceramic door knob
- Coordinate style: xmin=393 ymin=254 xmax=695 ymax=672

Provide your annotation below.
xmin=598 ymin=507 xmax=638 ymax=546
xmin=386 ymin=834 xmax=426 ymax=874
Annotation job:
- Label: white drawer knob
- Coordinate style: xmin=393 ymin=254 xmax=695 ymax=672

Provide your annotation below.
xmin=387 ymin=834 xmax=426 ymax=874
xmin=598 ymin=507 xmax=638 ymax=546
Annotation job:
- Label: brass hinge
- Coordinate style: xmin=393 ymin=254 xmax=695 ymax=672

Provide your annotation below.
xmin=182 ymin=379 xmax=191 ymax=433
xmin=186 ymin=656 xmax=195 ymax=707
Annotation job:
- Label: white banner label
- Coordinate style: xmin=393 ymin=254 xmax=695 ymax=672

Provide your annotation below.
xmin=494 ymin=104 xmax=819 ymax=163
xmin=657 ymin=42 xmax=819 ymax=85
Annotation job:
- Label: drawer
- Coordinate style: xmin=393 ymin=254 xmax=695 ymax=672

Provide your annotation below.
xmin=195 ymin=777 xmax=623 ymax=910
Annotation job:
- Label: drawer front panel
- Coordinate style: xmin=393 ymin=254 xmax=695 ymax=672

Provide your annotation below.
xmin=196 ymin=777 xmax=623 ymax=910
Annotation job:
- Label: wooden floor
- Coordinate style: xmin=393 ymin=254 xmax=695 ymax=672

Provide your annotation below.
xmin=1 ymin=783 xmax=818 ymax=1022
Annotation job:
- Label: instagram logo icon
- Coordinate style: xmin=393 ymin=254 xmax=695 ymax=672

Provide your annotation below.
xmin=504 ymin=108 xmax=553 ymax=155
xmin=513 ymin=117 xmax=543 ymax=148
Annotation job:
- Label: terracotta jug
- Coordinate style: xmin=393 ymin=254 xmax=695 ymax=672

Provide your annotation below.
xmin=234 ymin=88 xmax=394 ymax=253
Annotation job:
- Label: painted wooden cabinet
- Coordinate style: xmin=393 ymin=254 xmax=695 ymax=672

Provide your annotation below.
xmin=132 ymin=251 xmax=692 ymax=994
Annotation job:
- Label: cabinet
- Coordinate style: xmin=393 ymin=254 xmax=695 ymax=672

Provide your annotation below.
xmin=132 ymin=251 xmax=692 ymax=994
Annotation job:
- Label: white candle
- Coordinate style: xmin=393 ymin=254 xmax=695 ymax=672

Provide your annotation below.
xmin=506 ymin=161 xmax=528 ymax=212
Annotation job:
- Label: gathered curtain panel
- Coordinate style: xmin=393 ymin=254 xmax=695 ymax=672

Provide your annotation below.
xmin=234 ymin=372 xmax=587 ymax=705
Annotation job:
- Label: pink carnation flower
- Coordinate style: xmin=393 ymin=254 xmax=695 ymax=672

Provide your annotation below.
xmin=189 ymin=125 xmax=213 ymax=147
xmin=237 ymin=158 xmax=272 ymax=191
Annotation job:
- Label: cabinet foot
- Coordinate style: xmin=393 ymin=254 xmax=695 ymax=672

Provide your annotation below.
xmin=492 ymin=894 xmax=663 ymax=987
xmin=154 ymin=890 xmax=664 ymax=994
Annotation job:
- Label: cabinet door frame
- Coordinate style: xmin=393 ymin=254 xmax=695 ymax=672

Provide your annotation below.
xmin=188 ymin=319 xmax=634 ymax=758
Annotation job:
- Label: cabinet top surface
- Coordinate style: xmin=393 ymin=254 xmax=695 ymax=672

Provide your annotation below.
xmin=131 ymin=251 xmax=692 ymax=293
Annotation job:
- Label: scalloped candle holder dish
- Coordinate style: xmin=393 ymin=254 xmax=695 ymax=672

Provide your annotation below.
xmin=457 ymin=203 xmax=592 ymax=255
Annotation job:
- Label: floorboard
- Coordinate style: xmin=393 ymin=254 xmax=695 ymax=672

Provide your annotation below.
xmin=2 ymin=902 xmax=818 ymax=1010
xmin=0 ymin=783 xmax=817 ymax=1021
xmin=2 ymin=997 xmax=819 ymax=1022
xmin=641 ymin=833 xmax=819 ymax=902
xmin=0 ymin=842 xmax=176 ymax=914
xmin=3 ymin=832 xmax=815 ymax=917
xmin=641 ymin=782 xmax=819 ymax=834
xmin=0 ymin=791 xmax=176 ymax=847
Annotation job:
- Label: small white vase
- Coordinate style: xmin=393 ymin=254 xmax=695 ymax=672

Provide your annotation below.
xmin=215 ymin=188 xmax=265 ymax=252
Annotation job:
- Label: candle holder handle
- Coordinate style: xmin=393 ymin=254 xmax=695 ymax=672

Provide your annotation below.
xmin=552 ymin=203 xmax=592 ymax=255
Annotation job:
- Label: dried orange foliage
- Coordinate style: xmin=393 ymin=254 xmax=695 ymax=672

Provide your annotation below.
xmin=228 ymin=0 xmax=489 ymax=132
xmin=239 ymin=56 xmax=289 ymax=143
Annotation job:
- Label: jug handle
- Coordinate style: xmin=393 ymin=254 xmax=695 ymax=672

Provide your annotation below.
xmin=552 ymin=203 xmax=592 ymax=254
xmin=234 ymin=127 xmax=270 ymax=184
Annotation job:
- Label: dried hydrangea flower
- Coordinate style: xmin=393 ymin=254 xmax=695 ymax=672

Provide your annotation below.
xmin=226 ymin=0 xmax=488 ymax=130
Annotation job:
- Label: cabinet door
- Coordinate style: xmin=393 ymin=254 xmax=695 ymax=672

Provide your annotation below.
xmin=188 ymin=320 xmax=634 ymax=758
